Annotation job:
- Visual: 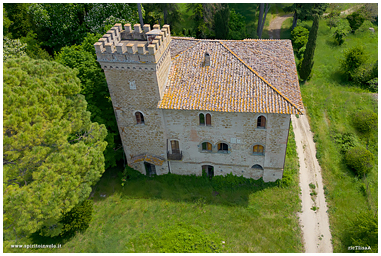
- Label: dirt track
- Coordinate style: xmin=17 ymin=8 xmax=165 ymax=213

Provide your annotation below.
xmin=267 ymin=13 xmax=334 ymax=253
xmin=291 ymin=115 xmax=333 ymax=253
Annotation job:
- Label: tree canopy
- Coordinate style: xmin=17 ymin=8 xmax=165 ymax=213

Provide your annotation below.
xmin=55 ymin=34 xmax=123 ymax=168
xmin=3 ymin=57 xmax=107 ymax=239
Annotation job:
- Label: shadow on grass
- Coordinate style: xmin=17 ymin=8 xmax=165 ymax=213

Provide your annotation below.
xmin=92 ymin=165 xmax=281 ymax=208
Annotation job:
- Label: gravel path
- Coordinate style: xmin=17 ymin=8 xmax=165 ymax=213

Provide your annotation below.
xmin=268 ymin=13 xmax=333 ymax=253
xmin=291 ymin=115 xmax=333 ymax=253
xmin=268 ymin=14 xmax=293 ymax=39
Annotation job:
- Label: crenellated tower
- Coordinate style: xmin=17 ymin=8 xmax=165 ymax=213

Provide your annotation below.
xmin=94 ymin=23 xmax=172 ymax=175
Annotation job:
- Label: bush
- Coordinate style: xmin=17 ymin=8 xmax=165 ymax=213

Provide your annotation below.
xmin=345 ymin=210 xmax=378 ymax=252
xmin=345 ymin=147 xmax=374 ymax=176
xmin=352 ymin=60 xmax=378 ymax=87
xmin=291 ymin=26 xmax=309 ymax=51
xmin=340 ymin=46 xmax=367 ymax=80
xmin=60 ymin=200 xmax=93 ymax=237
xmin=333 ymin=19 xmax=350 ymax=45
xmin=353 ymin=109 xmax=378 ymax=135
xmin=333 ymin=132 xmax=358 ymax=153
xmin=367 ymin=78 xmax=378 ymax=92
xmin=346 ymin=11 xmax=366 ymax=32
xmin=122 ymin=165 xmax=145 ymax=181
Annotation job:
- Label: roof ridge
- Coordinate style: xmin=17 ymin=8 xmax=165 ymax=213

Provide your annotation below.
xmin=219 ymin=41 xmax=303 ymax=114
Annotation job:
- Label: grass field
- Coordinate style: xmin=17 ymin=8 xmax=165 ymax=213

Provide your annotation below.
xmin=6 ymin=126 xmax=304 ymax=253
xmin=292 ymin=18 xmax=378 ymax=252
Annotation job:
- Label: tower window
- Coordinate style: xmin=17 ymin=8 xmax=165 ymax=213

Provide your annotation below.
xmin=253 ymin=145 xmax=264 ymax=155
xmin=135 ymin=112 xmax=145 ymax=124
xmin=257 ymin=116 xmax=266 ymax=129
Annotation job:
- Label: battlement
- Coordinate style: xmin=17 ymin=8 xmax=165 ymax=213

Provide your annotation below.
xmin=94 ymin=23 xmax=171 ymax=64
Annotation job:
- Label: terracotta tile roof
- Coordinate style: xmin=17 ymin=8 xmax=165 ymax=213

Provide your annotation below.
xmin=158 ymin=38 xmax=303 ymax=114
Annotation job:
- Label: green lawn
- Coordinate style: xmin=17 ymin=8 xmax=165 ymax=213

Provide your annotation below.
xmin=294 ymin=18 xmax=378 ymax=252
xmin=5 ymin=126 xmax=303 ymax=253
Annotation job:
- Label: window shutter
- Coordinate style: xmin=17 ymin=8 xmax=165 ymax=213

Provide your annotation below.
xmin=262 ymin=116 xmax=266 ymax=128
xmin=206 ymin=114 xmax=211 ymax=125
xmin=135 ymin=113 xmax=141 ymax=124
xmin=207 ymin=143 xmax=212 ymax=151
xmin=199 ymin=113 xmax=205 ymax=125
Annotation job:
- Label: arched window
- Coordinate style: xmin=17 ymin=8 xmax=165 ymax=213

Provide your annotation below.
xmin=257 ymin=116 xmax=266 ymax=129
xmin=218 ymin=143 xmax=228 ymax=153
xmin=206 ymin=113 xmax=211 ymax=126
xmin=201 ymin=142 xmax=212 ymax=152
xmin=253 ymin=145 xmax=264 ymax=155
xmin=135 ymin=112 xmax=144 ymax=124
xmin=199 ymin=113 xmax=205 ymax=125
xmin=251 ymin=164 xmax=264 ymax=170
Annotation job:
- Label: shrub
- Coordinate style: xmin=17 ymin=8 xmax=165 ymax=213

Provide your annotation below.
xmin=346 ymin=11 xmax=366 ymax=32
xmin=345 ymin=147 xmax=374 ymax=176
xmin=60 ymin=200 xmax=93 ymax=237
xmin=345 ymin=210 xmax=378 ymax=252
xmin=340 ymin=46 xmax=367 ymax=80
xmin=333 ymin=132 xmax=358 ymax=153
xmin=352 ymin=60 xmax=378 ymax=87
xmin=291 ymin=26 xmax=309 ymax=51
xmin=333 ymin=19 xmax=350 ymax=45
xmin=353 ymin=109 xmax=378 ymax=135
xmin=366 ymin=78 xmax=378 ymax=92
xmin=123 ymin=165 xmax=145 ymax=181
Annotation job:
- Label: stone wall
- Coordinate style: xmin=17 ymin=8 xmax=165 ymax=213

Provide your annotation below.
xmin=162 ymin=109 xmax=290 ymax=182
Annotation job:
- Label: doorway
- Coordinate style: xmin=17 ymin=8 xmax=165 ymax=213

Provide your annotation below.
xmin=202 ymin=165 xmax=214 ymax=179
xmin=144 ymin=162 xmax=156 ymax=177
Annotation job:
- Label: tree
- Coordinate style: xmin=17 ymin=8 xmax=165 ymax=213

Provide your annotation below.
xmin=284 ymin=3 xmax=328 ymax=30
xmin=137 ymin=3 xmax=144 ymax=28
xmin=3 ymin=37 xmax=27 ymax=61
xmin=299 ymin=15 xmax=319 ymax=81
xmin=187 ymin=3 xmax=220 ymax=38
xmin=55 ymin=34 xmax=124 ymax=169
xmin=346 ymin=11 xmax=366 ymax=33
xmin=214 ymin=4 xmax=230 ymax=39
xmin=333 ymin=19 xmax=351 ymax=45
xmin=228 ymin=9 xmax=248 ymax=40
xmin=353 ymin=109 xmax=378 ymax=136
xmin=28 ymin=3 xmax=91 ymax=53
xmin=85 ymin=3 xmax=141 ymax=34
xmin=3 ymin=57 xmax=107 ymax=239
xmin=291 ymin=26 xmax=309 ymax=51
xmin=340 ymin=46 xmax=367 ymax=81
xmin=257 ymin=3 xmax=271 ymax=39
xmin=327 ymin=4 xmax=341 ymax=29
xmin=3 ymin=3 xmax=33 ymax=39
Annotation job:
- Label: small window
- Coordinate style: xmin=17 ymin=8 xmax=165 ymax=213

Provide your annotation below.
xmin=218 ymin=143 xmax=228 ymax=153
xmin=199 ymin=113 xmax=205 ymax=125
xmin=253 ymin=145 xmax=264 ymax=155
xmin=202 ymin=142 xmax=212 ymax=152
xmin=171 ymin=140 xmax=180 ymax=154
xmin=257 ymin=116 xmax=266 ymax=129
xmin=135 ymin=112 xmax=144 ymax=124
xmin=206 ymin=113 xmax=211 ymax=126
xmin=251 ymin=164 xmax=263 ymax=170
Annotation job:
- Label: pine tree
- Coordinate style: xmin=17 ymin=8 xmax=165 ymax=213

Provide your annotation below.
xmin=3 ymin=57 xmax=107 ymax=239
xmin=299 ymin=15 xmax=319 ymax=81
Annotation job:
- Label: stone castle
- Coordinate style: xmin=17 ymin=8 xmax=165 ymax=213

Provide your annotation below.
xmin=94 ymin=23 xmax=304 ymax=182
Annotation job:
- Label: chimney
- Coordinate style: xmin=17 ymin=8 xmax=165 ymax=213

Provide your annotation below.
xmin=204 ymin=52 xmax=210 ymax=66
